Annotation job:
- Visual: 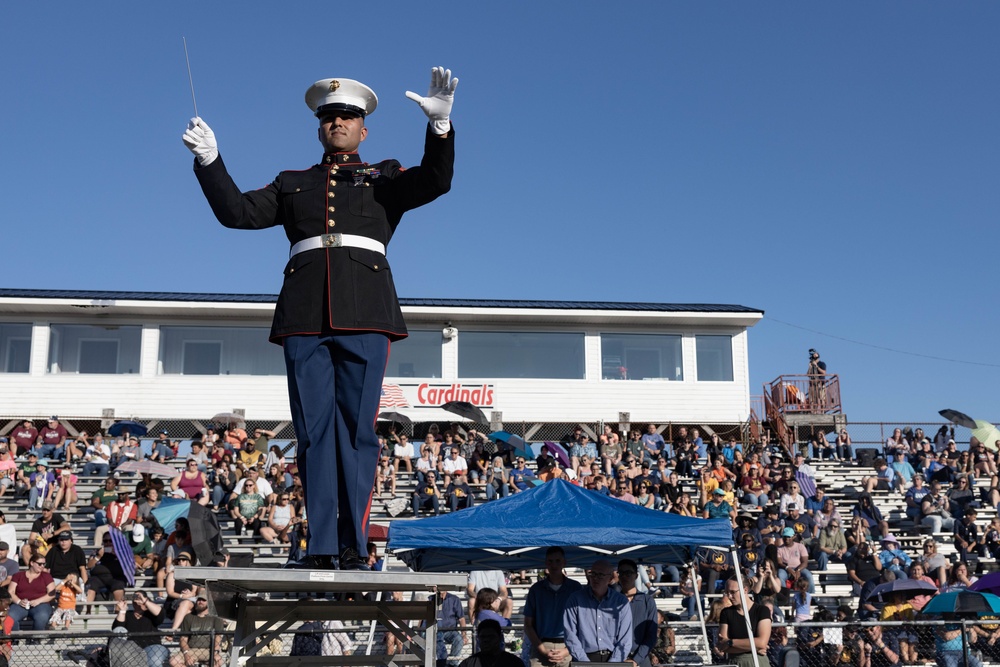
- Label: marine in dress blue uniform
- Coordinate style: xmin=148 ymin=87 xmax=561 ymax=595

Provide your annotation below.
xmin=184 ymin=68 xmax=458 ymax=568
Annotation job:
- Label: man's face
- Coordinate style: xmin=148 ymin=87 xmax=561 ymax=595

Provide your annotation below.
xmin=477 ymin=627 xmax=503 ymax=654
xmin=545 ymin=552 xmax=566 ymax=575
xmin=318 ymin=112 xmax=367 ymax=153
xmin=194 ymin=598 xmax=209 ymax=614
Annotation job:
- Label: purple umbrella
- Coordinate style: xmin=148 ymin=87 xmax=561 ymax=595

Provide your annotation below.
xmin=543 ymin=441 xmax=571 ymax=469
xmin=970 ymin=572 xmax=1000 ymax=595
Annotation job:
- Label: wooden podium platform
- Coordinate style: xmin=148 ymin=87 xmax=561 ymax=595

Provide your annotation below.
xmin=178 ymin=567 xmax=468 ymax=667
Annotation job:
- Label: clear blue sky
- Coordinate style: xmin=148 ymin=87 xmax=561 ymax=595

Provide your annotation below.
xmin=2 ymin=2 xmax=998 ymax=423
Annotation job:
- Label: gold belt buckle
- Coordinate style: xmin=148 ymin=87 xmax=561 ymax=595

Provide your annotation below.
xmin=322 ymin=233 xmax=343 ymax=248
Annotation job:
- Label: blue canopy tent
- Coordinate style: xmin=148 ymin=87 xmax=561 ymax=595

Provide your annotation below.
xmin=387 ymin=479 xmax=733 ymax=572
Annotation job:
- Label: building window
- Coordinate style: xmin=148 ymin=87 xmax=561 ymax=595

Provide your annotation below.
xmin=385 ymin=331 xmax=442 ymax=378
xmin=459 ymin=331 xmax=585 ymax=379
xmin=0 ymin=324 xmax=31 ymax=373
xmin=696 ymin=335 xmax=734 ymax=381
xmin=48 ymin=324 xmax=141 ymax=374
xmin=601 ymin=333 xmax=683 ymax=381
xmin=159 ymin=327 xmax=283 ymax=375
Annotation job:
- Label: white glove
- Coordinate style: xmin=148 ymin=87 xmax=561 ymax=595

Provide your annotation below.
xmin=182 ymin=117 xmax=219 ymax=166
xmin=405 ymin=67 xmax=458 ymax=135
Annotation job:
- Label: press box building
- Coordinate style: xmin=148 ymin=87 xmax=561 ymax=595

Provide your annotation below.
xmin=0 ymin=289 xmax=763 ymax=436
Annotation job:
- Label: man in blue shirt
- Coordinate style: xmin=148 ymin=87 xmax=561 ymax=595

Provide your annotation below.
xmin=436 ymin=590 xmax=467 ymax=667
xmin=510 ymin=458 xmax=538 ymax=493
xmin=640 ymin=425 xmax=665 ymax=463
xmin=523 ymin=547 xmax=583 ymax=667
xmin=563 ymin=559 xmax=633 ymax=663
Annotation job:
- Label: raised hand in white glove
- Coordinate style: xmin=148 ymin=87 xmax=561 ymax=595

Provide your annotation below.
xmin=182 ymin=117 xmax=219 ymax=166
xmin=405 ymin=67 xmax=458 ymax=135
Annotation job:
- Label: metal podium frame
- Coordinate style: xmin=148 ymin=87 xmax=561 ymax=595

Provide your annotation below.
xmin=178 ymin=567 xmax=468 ymax=667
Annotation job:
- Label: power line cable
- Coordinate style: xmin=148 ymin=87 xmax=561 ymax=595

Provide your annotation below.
xmin=766 ymin=316 xmax=1000 ymax=369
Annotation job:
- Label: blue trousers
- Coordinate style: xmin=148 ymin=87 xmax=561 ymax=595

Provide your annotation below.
xmin=284 ymin=333 xmax=389 ymax=557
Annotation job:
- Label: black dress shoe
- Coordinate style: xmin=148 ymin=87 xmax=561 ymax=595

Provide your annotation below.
xmin=339 ymin=548 xmax=370 ymax=571
xmin=283 ymin=554 xmax=334 ymax=570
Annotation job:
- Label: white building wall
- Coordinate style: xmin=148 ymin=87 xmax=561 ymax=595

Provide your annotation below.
xmin=0 ymin=297 xmax=760 ymax=423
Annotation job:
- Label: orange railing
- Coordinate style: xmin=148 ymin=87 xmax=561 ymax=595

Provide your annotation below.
xmin=765 ymin=374 xmax=841 ymax=416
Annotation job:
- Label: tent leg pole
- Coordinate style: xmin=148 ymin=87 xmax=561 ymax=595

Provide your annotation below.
xmin=732 ymin=548 xmax=760 ymax=667
xmin=689 ymin=564 xmax=711 ymax=661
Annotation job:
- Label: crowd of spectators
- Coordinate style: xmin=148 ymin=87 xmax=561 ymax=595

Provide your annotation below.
xmin=2 ymin=415 xmax=1000 ymax=667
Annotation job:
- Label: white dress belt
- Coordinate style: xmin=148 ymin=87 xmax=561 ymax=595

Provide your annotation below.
xmin=289 ymin=233 xmax=386 ymax=258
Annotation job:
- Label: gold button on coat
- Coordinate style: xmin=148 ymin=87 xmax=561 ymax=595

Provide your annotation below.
xmin=328 ymin=220 xmax=336 ymax=227
xmin=328 ymin=206 xmax=335 ymax=213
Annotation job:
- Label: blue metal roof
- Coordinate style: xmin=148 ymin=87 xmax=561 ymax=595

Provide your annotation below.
xmin=0 ymin=289 xmax=762 ymax=314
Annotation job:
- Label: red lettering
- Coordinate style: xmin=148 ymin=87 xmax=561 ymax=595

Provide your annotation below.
xmin=417 ymin=383 xmax=430 ymax=404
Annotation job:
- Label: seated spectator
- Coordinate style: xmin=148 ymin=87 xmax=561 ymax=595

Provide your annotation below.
xmin=834 ymin=429 xmax=853 ymax=461
xmin=171 ymin=459 xmax=211 ymax=506
xmin=918 ymin=539 xmax=948 ymax=587
xmin=236 ymin=438 xmax=264 ymax=469
xmin=45 ymin=530 xmax=87 ymax=585
xmin=778 ymin=482 xmax=805 ymax=516
xmin=35 ymin=417 xmax=69 ymax=462
xmin=49 ymin=572 xmax=82 ymax=630
xmin=165 ymin=550 xmax=207 ymax=631
xmin=941 ymin=560 xmax=977 ymax=593
xmin=921 ymin=479 xmax=956 ymax=534
xmin=81 ymin=436 xmax=112 ymax=477
xmin=210 ymin=461 xmax=236 ymax=510
xmin=28 ymin=462 xmax=57 ymax=510
xmin=472 ymin=587 xmax=512 ymax=631
xmin=862 ymin=458 xmax=895 ymax=494
xmin=703 ymin=488 xmax=735 ymax=523
xmin=112 ymin=591 xmax=169 ymax=667
xmin=697 ymin=547 xmax=732 ymax=596
xmin=611 ymin=480 xmax=636 ymax=504
xmin=113 ymin=436 xmax=143 ymax=469
xmin=878 ymin=534 xmax=912 ymax=580
xmin=14 ymin=452 xmax=40 ymax=500
xmin=0 ymin=446 xmax=15 ymax=499
xmin=508 ymin=457 xmax=536 ymax=493
xmin=634 ymin=480 xmax=656 ymax=509
xmin=91 ymin=476 xmax=120 ymax=527
xmin=392 ymin=434 xmax=415 ymax=475
xmin=815 ymin=517 xmax=847 ymax=571
xmin=740 ymin=465 xmax=769 ymax=508
xmin=20 ymin=502 xmax=69 ymax=566
xmin=93 ymin=489 xmax=138 ymax=548
xmin=229 ymin=480 xmax=275 ymax=542
xmin=85 ymin=534 xmax=129 ymax=607
xmin=947 ymin=474 xmax=977 ymax=515
xmin=590 ymin=474 xmax=611 ymax=497
xmin=783 ymin=504 xmax=817 ymax=555
xmin=150 ymin=430 xmax=176 ymax=462
xmin=376 ymin=453 xmax=397 ymax=497
xmin=8 ymin=554 xmax=55 ymax=630
xmin=484 ymin=457 xmax=509 ymax=501
xmin=267 ymin=492 xmax=298 ymax=543
xmin=776 ymin=527 xmax=814 ymax=593
xmin=908 ymin=562 xmax=938 ymax=612
xmin=446 ymin=472 xmax=474 ymax=512
xmin=136 ymin=487 xmax=162 ymax=531
xmin=441 ymin=447 xmax=469 ymax=488
xmin=467 ymin=444 xmax=489 ymax=486
xmin=412 ymin=471 xmax=441 ymax=517
xmin=954 ymin=506 xmax=987 ymax=562
xmin=904 ymin=474 xmax=930 ymax=522
xmin=52 ymin=463 xmax=78 ymax=511
xmin=813 ymin=496 xmax=843 ymax=532
xmin=414 ymin=446 xmax=438 ymax=484
xmin=853 ymin=492 xmax=889 ymax=539
xmin=233 ymin=468 xmax=274 ymax=503
xmin=671 ymin=492 xmax=699 ymax=518
xmin=128 ymin=524 xmax=155 ymax=573
xmin=641 ymin=425 xmax=665 ymax=462
xmin=169 ymin=594 xmax=227 ymax=667
xmin=0 ymin=520 xmax=17 ymax=571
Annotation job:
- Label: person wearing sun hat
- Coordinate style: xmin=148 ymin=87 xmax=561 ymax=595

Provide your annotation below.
xmin=183 ymin=67 xmax=458 ymax=571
